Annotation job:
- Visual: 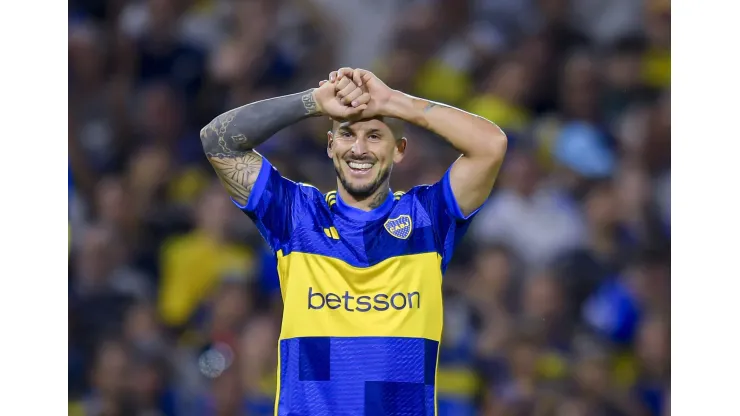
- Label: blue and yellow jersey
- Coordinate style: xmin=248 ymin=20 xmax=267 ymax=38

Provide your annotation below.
xmin=232 ymin=158 xmax=480 ymax=416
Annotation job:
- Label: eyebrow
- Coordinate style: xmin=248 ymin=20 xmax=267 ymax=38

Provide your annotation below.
xmin=337 ymin=127 xmax=383 ymax=135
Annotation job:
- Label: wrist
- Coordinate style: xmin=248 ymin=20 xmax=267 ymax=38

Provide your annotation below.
xmin=308 ymin=88 xmax=324 ymax=117
xmin=383 ymin=90 xmax=426 ymax=125
xmin=382 ymin=90 xmax=413 ymax=118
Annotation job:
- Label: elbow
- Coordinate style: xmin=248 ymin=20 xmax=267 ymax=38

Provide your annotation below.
xmin=200 ymin=125 xmax=210 ymax=146
xmin=200 ymin=123 xmax=218 ymax=154
xmin=200 ymin=121 xmax=215 ymax=139
xmin=479 ymin=128 xmax=508 ymax=160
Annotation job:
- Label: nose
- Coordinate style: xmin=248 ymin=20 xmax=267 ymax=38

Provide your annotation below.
xmin=351 ymin=137 xmax=367 ymax=155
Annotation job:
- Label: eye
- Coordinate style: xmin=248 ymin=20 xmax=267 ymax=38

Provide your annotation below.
xmin=339 ymin=131 xmax=352 ymax=138
xmin=368 ymin=134 xmax=381 ymax=141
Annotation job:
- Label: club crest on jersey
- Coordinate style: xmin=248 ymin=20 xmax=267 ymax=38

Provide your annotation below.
xmin=384 ymin=215 xmax=413 ymax=239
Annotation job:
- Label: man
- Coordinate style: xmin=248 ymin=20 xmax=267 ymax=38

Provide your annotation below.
xmin=200 ymin=67 xmax=507 ymax=415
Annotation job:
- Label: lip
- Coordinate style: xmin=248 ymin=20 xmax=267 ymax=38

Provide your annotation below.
xmin=345 ymin=160 xmax=374 ymax=177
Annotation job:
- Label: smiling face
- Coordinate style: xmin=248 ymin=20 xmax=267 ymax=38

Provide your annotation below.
xmin=327 ymin=117 xmax=406 ymax=200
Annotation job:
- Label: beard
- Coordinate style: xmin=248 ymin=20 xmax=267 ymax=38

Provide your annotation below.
xmin=334 ymin=158 xmax=392 ymax=200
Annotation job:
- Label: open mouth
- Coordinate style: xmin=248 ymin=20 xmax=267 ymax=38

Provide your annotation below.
xmin=346 ymin=161 xmax=374 ymax=175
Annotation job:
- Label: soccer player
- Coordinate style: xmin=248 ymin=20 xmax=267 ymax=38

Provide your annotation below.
xmin=200 ymin=67 xmax=507 ymax=416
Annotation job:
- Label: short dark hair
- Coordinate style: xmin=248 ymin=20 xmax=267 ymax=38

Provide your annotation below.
xmin=332 ymin=117 xmax=406 ymax=140
xmin=383 ymin=117 xmax=405 ymax=139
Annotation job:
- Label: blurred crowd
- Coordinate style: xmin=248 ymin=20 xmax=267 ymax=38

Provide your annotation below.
xmin=68 ymin=0 xmax=670 ymax=415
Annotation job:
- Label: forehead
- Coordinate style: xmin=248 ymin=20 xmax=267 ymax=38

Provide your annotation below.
xmin=334 ymin=118 xmax=392 ymax=133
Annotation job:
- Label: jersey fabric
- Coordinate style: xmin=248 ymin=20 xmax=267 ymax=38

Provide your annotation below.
xmin=232 ymin=158 xmax=481 ymax=416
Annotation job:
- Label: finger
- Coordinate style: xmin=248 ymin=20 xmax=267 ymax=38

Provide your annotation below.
xmin=342 ymin=88 xmax=363 ymax=106
xmin=352 ymin=69 xmax=364 ymax=87
xmin=346 ymin=104 xmax=368 ymax=117
xmin=342 ymin=108 xmax=364 ymax=119
xmin=355 ymin=68 xmax=374 ymax=84
xmin=351 ymin=92 xmax=371 ymax=107
xmin=319 ymin=80 xmax=328 ymax=87
xmin=338 ymin=83 xmax=358 ymax=103
xmin=334 ymin=77 xmax=352 ymax=94
xmin=328 ymin=71 xmax=339 ymax=82
xmin=336 ymin=67 xmax=354 ymax=81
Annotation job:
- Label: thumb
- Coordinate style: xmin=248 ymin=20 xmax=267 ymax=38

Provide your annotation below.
xmin=354 ymin=68 xmax=374 ymax=85
xmin=351 ymin=69 xmax=364 ymax=87
xmin=319 ymin=80 xmax=327 ymax=87
xmin=343 ymin=105 xmax=367 ymax=118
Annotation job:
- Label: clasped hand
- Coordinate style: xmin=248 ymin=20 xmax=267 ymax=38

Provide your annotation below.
xmin=312 ymin=67 xmax=394 ymax=121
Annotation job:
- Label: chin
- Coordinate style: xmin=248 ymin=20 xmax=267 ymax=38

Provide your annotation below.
xmin=340 ymin=174 xmax=380 ymax=198
xmin=344 ymin=179 xmax=377 ymax=196
xmin=334 ymin=160 xmax=390 ymax=199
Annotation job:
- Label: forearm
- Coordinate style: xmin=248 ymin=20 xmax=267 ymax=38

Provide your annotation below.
xmin=385 ymin=90 xmax=507 ymax=216
xmin=200 ymin=89 xmax=319 ymax=204
xmin=200 ymin=89 xmax=319 ymax=157
xmin=384 ymin=91 xmax=507 ymax=158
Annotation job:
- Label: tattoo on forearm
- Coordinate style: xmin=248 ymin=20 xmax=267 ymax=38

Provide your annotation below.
xmin=302 ymin=93 xmax=319 ymax=115
xmin=200 ymin=89 xmax=319 ymax=158
xmin=209 ymin=152 xmax=262 ymax=202
xmin=200 ymin=90 xmax=319 ymax=201
xmin=368 ymin=188 xmax=389 ymax=209
xmin=423 ymin=102 xmax=438 ymax=113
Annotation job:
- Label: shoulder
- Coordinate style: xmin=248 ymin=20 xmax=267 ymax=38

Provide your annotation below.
xmin=296 ymin=182 xmax=324 ymax=198
xmin=392 ymin=186 xmax=435 ymax=223
xmin=403 ymin=183 xmax=437 ymax=199
xmin=402 ymin=182 xmax=445 ymax=208
xmin=286 ymin=182 xmax=328 ymax=214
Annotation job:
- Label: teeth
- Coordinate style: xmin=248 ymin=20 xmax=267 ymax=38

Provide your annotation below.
xmin=348 ymin=162 xmax=372 ymax=170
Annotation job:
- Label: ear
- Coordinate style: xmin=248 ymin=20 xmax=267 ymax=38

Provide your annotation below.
xmin=393 ymin=137 xmax=407 ymax=164
xmin=327 ymin=130 xmax=334 ymax=158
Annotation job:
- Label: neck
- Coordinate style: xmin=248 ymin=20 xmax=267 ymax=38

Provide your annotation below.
xmin=337 ymin=184 xmax=390 ymax=211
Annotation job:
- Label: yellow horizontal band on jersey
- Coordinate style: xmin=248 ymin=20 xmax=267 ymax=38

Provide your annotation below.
xmin=276 ymin=250 xmax=443 ymax=340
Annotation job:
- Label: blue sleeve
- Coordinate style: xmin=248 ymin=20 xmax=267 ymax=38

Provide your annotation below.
xmin=416 ymin=168 xmax=484 ymax=271
xmin=230 ymin=158 xmax=300 ymax=252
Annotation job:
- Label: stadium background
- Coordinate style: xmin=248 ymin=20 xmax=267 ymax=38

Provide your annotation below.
xmin=68 ymin=0 xmax=670 ymax=415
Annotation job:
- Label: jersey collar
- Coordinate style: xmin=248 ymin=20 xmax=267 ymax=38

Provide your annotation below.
xmin=335 ymin=189 xmax=395 ymax=221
